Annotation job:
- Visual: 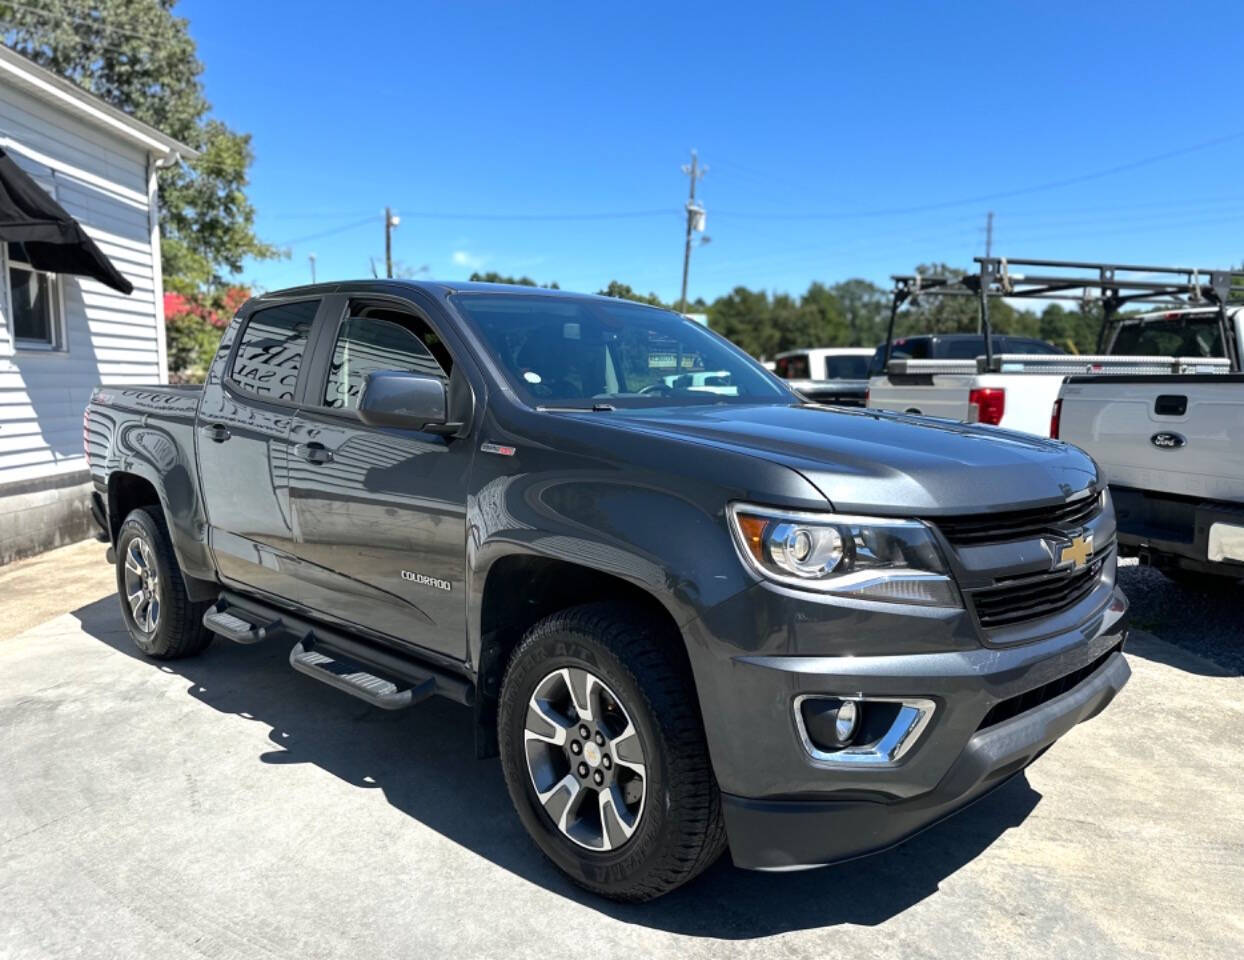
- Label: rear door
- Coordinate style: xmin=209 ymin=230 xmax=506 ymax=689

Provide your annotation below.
xmin=286 ymin=296 xmax=474 ymax=661
xmin=197 ymin=296 xmax=323 ymax=600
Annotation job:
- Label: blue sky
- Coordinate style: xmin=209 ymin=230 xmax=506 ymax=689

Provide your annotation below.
xmin=183 ymin=0 xmax=1244 ymax=303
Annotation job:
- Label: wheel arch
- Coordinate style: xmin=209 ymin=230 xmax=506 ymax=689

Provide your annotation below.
xmin=470 ymin=551 xmax=696 ymax=759
xmin=107 ymin=471 xmax=218 ymax=602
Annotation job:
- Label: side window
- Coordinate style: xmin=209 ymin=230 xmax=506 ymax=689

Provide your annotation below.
xmin=229 ymin=300 xmax=318 ymax=402
xmin=324 ymin=307 xmax=451 ymax=410
xmin=7 ymin=242 xmax=65 ymax=350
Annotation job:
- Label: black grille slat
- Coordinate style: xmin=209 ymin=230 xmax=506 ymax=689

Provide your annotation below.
xmin=970 ymin=557 xmax=1105 ymax=628
xmin=977 ymin=644 xmax=1122 ymax=731
xmin=936 ymin=494 xmax=1100 ymax=546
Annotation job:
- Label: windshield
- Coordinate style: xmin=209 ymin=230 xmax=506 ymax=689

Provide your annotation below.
xmin=452 ymin=294 xmax=791 ymax=407
xmin=1110 ymin=314 xmax=1225 ymax=358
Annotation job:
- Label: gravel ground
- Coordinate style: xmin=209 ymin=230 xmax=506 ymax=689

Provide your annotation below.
xmin=1117 ymin=558 xmax=1243 ymax=675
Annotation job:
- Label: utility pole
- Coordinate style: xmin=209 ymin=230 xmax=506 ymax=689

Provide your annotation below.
xmin=384 ymin=206 xmax=400 ymax=279
xmin=678 ymin=150 xmax=707 ymax=315
xmin=308 ymin=253 xmax=317 ymax=284
xmin=985 ymin=211 xmax=994 ymax=257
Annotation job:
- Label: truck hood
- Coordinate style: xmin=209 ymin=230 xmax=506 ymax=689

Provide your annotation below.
xmin=595 ymin=403 xmax=1098 ymax=514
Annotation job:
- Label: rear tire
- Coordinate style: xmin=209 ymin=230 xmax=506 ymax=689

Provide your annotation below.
xmin=115 ymin=507 xmax=213 ymax=659
xmin=498 ymin=602 xmax=726 ymax=902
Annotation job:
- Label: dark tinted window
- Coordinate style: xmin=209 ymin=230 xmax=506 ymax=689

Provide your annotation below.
xmin=1005 ymin=338 xmax=1064 ymax=355
xmin=823 ymin=355 xmax=869 ymax=379
xmin=775 ymin=354 xmax=811 ymax=379
xmin=1110 ymin=316 xmax=1224 ymax=358
xmin=869 ymin=339 xmax=928 ymax=376
xmin=324 ymin=309 xmax=450 ymax=410
xmin=229 ymin=300 xmax=317 ymax=402
xmin=943 ymin=337 xmax=988 ymax=359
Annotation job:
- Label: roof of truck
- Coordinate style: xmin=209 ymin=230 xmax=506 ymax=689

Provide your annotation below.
xmin=253 ymin=278 xmax=671 ymax=308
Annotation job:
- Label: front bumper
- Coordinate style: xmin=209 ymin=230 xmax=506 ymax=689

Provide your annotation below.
xmin=685 ymin=581 xmax=1130 ymax=871
xmin=723 ymin=645 xmax=1129 ymax=870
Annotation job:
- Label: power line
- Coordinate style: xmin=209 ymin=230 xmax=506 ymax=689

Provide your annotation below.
xmin=708 ymin=130 xmax=1244 ymax=222
xmin=274 ymin=217 xmax=374 ymax=247
xmin=2 ymin=2 xmax=175 ymax=47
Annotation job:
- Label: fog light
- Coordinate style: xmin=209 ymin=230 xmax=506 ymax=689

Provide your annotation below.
xmin=835 ymin=700 xmax=859 ymax=742
xmin=799 ymin=697 xmax=862 ymax=751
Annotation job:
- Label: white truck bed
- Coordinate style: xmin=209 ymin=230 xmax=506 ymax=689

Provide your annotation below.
xmin=868 ymin=355 xmax=1232 ymax=436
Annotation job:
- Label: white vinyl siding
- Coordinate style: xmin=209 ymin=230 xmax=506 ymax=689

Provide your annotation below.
xmin=0 ymin=80 xmax=165 ymax=487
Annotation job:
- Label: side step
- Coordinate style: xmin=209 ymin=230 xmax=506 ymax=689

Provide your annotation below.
xmin=203 ymin=603 xmax=281 ymax=645
xmin=290 ymin=640 xmax=435 ymax=711
xmin=200 ymin=590 xmax=474 ymax=709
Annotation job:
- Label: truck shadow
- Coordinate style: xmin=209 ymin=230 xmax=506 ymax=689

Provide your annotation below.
xmin=73 ymin=595 xmax=1041 ymax=939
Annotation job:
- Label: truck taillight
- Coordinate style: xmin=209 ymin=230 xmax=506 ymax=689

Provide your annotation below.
xmin=968 ymin=388 xmax=1006 ymax=426
xmin=1050 ymin=398 xmax=1062 ymax=439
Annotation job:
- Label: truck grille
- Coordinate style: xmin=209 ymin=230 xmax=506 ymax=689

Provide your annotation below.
xmin=970 ymin=555 xmax=1106 ymax=629
xmin=935 ymin=492 xmax=1101 ymax=546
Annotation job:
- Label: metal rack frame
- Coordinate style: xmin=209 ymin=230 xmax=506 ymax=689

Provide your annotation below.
xmin=881 ymin=256 xmax=1244 ymax=372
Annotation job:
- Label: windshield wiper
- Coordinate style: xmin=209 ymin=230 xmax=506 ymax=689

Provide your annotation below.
xmin=537 ymin=403 xmax=616 ymax=413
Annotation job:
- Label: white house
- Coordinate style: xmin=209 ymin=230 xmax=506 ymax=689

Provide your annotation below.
xmin=0 ymin=46 xmax=196 ymax=564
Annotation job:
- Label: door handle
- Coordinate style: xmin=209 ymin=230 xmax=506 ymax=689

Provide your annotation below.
xmin=203 ymin=423 xmax=231 ymax=443
xmin=294 ymin=442 xmax=334 ymax=464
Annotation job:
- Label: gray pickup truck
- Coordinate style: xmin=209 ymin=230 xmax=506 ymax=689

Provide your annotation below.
xmin=85 ymin=280 xmax=1130 ymax=901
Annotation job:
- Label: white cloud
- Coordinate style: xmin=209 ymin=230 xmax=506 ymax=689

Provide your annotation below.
xmin=452 ymin=250 xmax=487 ymax=270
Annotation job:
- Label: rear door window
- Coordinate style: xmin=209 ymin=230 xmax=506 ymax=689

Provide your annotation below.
xmin=823 ymin=355 xmax=869 ymax=379
xmin=229 ymin=300 xmax=318 ymax=402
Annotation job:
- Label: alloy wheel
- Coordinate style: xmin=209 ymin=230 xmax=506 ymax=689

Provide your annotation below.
xmin=123 ymin=536 xmax=161 ymax=633
xmin=523 ymin=667 xmax=648 ymax=851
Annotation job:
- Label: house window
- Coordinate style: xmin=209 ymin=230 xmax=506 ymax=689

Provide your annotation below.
xmin=7 ymin=242 xmax=64 ymax=350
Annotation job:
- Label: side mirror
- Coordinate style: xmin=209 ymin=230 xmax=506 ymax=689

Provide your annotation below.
xmin=358 ymin=371 xmax=461 ymax=434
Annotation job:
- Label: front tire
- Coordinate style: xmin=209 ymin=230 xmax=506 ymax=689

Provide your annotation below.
xmin=115 ymin=507 xmax=212 ymax=659
xmin=498 ymin=602 xmax=725 ymax=901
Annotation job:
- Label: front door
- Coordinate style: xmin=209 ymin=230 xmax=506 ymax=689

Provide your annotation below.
xmin=198 ymin=297 xmax=320 ymax=601
xmin=287 ymin=298 xmax=473 ymax=661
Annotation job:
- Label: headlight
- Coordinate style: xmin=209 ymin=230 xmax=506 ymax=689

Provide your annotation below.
xmin=727 ymin=503 xmax=961 ymax=607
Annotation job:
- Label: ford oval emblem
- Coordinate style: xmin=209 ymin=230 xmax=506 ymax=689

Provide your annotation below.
xmin=1151 ymin=432 xmax=1186 ymax=449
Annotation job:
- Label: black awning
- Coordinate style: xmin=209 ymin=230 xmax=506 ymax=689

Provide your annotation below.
xmin=0 ymin=147 xmax=133 ymax=295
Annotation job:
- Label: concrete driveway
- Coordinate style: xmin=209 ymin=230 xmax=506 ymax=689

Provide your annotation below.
xmin=1 ymin=550 xmax=1242 ymax=959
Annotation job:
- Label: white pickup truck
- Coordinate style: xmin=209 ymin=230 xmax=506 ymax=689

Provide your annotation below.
xmin=867 ymin=337 xmax=1230 ymax=436
xmin=1055 ymin=308 xmax=1244 ymax=583
xmin=867 ymin=257 xmax=1242 ymax=437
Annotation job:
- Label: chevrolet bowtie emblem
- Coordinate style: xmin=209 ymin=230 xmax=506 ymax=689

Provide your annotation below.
xmin=1056 ymin=534 xmax=1094 ymax=572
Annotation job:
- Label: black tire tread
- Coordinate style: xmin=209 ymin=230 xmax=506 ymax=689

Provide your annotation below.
xmin=500 ymin=602 xmax=726 ymax=901
xmin=116 ymin=507 xmax=213 ymax=660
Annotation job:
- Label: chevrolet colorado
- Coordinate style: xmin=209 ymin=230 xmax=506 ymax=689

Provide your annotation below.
xmin=85 ymin=280 xmax=1130 ymax=901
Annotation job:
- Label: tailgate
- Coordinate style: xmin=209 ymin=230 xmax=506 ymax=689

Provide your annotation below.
xmin=866 ymin=373 xmax=975 ymax=420
xmin=1059 ymin=376 xmax=1244 ymax=501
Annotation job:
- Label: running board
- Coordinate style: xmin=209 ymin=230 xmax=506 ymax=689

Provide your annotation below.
xmin=203 ymin=604 xmax=280 ymax=644
xmin=201 ymin=590 xmax=475 ymax=708
xmin=290 ymin=640 xmax=435 ymax=711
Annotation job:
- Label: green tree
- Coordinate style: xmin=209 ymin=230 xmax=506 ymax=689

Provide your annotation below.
xmin=597 ymin=280 xmax=665 ymax=307
xmin=830 ymin=278 xmax=889 ymax=346
xmin=707 ymin=286 xmax=773 ymax=357
xmin=469 ymin=271 xmax=559 ymax=288
xmin=2 ymin=0 xmax=277 ymax=295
